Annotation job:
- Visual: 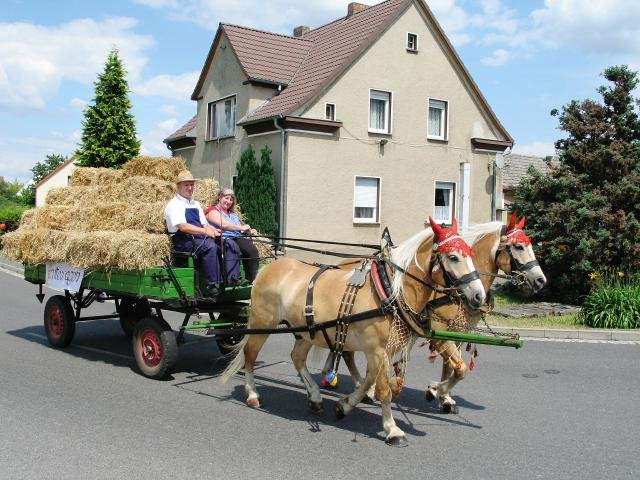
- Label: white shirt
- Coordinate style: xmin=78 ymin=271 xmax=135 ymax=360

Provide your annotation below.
xmin=164 ymin=194 xmax=207 ymax=234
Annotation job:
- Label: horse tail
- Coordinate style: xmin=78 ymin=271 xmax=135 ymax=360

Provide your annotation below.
xmin=219 ymin=335 xmax=249 ymax=384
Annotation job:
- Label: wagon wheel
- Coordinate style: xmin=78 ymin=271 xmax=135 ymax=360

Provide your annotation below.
xmin=44 ymin=295 xmax=76 ymax=347
xmin=132 ymin=316 xmax=178 ymax=379
xmin=118 ymin=297 xmax=151 ymax=338
xmin=214 ymin=311 xmax=248 ymax=356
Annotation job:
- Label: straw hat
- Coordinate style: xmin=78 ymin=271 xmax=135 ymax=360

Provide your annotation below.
xmin=176 ymin=170 xmax=196 ymax=184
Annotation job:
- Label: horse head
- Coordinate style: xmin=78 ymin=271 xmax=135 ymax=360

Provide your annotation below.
xmin=429 ymin=217 xmax=486 ymax=309
xmin=497 ymin=212 xmax=547 ymax=292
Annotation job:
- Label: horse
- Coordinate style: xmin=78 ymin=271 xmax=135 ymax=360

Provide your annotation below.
xmin=422 ymin=213 xmax=547 ymax=412
xmin=333 ymin=213 xmax=547 ymax=413
xmin=220 ymin=217 xmax=486 ymax=446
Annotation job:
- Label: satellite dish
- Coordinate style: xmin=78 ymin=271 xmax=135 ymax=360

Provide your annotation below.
xmin=494 ymin=153 xmax=505 ymax=169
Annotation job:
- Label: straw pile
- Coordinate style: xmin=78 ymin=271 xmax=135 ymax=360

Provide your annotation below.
xmin=1 ymin=156 xmax=222 ymax=270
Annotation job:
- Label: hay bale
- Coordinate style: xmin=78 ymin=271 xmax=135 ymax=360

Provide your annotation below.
xmin=70 ymin=167 xmax=124 ymax=187
xmin=34 ymin=205 xmax=77 ymax=231
xmin=193 ymin=178 xmax=220 ymax=207
xmin=117 ymin=176 xmax=175 ymax=203
xmin=111 ymin=231 xmax=171 ymax=270
xmin=66 ymin=231 xmax=115 ymax=269
xmin=46 ymin=186 xmax=94 ymax=206
xmin=19 ymin=209 xmax=37 ymax=229
xmin=1 ymin=228 xmax=68 ymax=265
xmin=72 ymin=203 xmax=129 ymax=232
xmin=123 ymin=202 xmax=166 ymax=233
xmin=122 ymin=156 xmax=187 ymax=182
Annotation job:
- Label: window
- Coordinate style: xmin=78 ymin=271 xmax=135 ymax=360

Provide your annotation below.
xmin=207 ymin=95 xmax=236 ymax=139
xmin=353 ymin=176 xmax=380 ymax=223
xmin=407 ymin=33 xmax=418 ymax=52
xmin=325 ymin=103 xmax=336 ymax=121
xmin=428 ymin=98 xmax=448 ymax=140
xmin=434 ymin=181 xmax=455 ymax=224
xmin=369 ymin=90 xmax=391 ymax=134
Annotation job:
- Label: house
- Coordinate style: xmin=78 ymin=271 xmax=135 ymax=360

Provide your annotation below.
xmin=164 ymin=0 xmax=513 ymax=249
xmin=500 ymin=153 xmax=551 ymax=219
xmin=34 ymin=157 xmax=76 ymax=207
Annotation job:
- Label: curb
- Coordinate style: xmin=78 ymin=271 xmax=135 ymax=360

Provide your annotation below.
xmin=485 ymin=326 xmax=640 ymax=342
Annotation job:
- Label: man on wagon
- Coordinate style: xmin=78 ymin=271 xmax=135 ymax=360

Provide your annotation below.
xmin=164 ymin=170 xmax=223 ymax=299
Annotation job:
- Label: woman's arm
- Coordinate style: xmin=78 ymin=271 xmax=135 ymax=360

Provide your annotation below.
xmin=206 ymin=207 xmax=248 ymax=232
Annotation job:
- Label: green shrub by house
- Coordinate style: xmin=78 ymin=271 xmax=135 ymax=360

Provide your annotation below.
xmin=578 ymin=271 xmax=640 ymax=329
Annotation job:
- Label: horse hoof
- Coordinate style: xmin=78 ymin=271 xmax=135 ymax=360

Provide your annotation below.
xmin=334 ymin=402 xmax=346 ymax=420
xmin=361 ymin=394 xmax=375 ymax=405
xmin=385 ymin=435 xmax=408 ymax=447
xmin=308 ymin=400 xmax=324 ymax=414
xmin=247 ymin=397 xmax=261 ymax=408
xmin=441 ymin=403 xmax=458 ymax=414
xmin=425 ymin=389 xmax=436 ymax=402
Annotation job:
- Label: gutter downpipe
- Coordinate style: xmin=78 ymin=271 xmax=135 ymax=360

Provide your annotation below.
xmin=274 ymin=117 xmax=286 ymax=242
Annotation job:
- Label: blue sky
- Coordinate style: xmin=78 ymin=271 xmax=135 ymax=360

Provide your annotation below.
xmin=2 ymin=0 xmax=639 ymax=182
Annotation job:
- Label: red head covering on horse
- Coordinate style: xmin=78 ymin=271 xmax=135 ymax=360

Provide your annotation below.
xmin=505 ymin=212 xmax=532 ymax=246
xmin=428 ymin=217 xmax=473 ymax=257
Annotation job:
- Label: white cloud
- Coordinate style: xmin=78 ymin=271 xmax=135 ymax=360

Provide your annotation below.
xmin=481 ymin=48 xmax=510 ymax=66
xmin=138 ymin=117 xmax=181 ymax=156
xmin=512 ymin=141 xmax=556 ymax=158
xmin=133 ymin=72 xmax=200 ymax=100
xmin=531 ymin=0 xmax=640 ymax=57
xmin=134 ymin=0 xmax=360 ymax=34
xmin=70 ymin=98 xmax=88 ymax=109
xmin=0 ymin=18 xmax=154 ymax=110
xmin=161 ymin=104 xmax=180 ymax=116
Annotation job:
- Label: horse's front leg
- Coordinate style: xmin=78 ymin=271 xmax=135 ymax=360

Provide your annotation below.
xmin=291 ymin=338 xmax=323 ymax=413
xmin=425 ymin=341 xmax=466 ymax=413
xmin=341 ymin=351 xmax=376 ymax=403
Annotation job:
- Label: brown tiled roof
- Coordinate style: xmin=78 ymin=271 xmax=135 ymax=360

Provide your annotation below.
xmin=244 ymin=0 xmax=411 ymax=122
xmin=164 ymin=115 xmax=197 ymax=143
xmin=502 ymin=154 xmax=551 ymax=190
xmin=222 ymin=24 xmax=312 ymax=85
xmin=190 ymin=0 xmax=512 ymax=142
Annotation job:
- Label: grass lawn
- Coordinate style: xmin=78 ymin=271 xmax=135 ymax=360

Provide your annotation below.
xmin=485 ymin=313 xmax=584 ymax=329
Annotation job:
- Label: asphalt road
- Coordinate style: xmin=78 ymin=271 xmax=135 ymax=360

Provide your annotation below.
xmin=1 ymin=269 xmax=639 ymax=480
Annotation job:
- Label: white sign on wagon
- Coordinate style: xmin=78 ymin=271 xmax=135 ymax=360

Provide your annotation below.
xmin=46 ymin=263 xmax=85 ymax=293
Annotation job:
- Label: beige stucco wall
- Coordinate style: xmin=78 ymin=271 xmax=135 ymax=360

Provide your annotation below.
xmin=35 ymin=161 xmax=76 ymax=207
xmin=190 ymin=32 xmax=282 ymax=190
xmin=284 ymin=2 xmax=504 ymax=245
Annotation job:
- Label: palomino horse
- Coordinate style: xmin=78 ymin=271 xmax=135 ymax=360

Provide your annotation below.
xmin=220 ymin=218 xmax=485 ymax=446
xmin=423 ymin=213 xmax=547 ymax=413
xmin=335 ymin=213 xmax=547 ymax=413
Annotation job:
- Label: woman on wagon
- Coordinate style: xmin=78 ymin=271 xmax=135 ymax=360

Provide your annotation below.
xmin=205 ymin=188 xmax=260 ymax=284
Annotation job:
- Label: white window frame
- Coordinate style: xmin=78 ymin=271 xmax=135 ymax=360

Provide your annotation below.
xmin=207 ymin=94 xmax=237 ymax=140
xmin=427 ymin=98 xmax=449 ymax=141
xmin=325 ymin=102 xmax=336 ymax=121
xmin=407 ymin=32 xmax=418 ymax=52
xmin=353 ymin=176 xmax=381 ymax=224
xmin=433 ymin=181 xmax=455 ymax=225
xmin=368 ymin=89 xmax=392 ymax=134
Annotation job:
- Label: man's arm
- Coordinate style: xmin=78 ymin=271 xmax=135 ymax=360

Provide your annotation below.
xmin=176 ymin=222 xmax=221 ymax=238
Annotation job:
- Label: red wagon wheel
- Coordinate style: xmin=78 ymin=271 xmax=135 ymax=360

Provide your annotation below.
xmin=43 ymin=295 xmax=76 ymax=347
xmin=132 ymin=317 xmax=178 ymax=379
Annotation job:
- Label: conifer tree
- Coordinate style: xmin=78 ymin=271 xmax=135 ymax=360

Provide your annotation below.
xmin=76 ymin=49 xmax=140 ymax=167
xmin=235 ymin=145 xmax=278 ymax=236
xmin=512 ymin=65 xmax=640 ymax=302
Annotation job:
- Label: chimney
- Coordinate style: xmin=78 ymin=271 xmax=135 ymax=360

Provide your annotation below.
xmin=347 ymin=2 xmax=368 ymax=16
xmin=293 ymin=25 xmax=310 ymax=37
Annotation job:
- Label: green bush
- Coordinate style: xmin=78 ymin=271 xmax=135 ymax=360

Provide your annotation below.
xmin=578 ymin=271 xmax=640 ymax=328
xmin=0 ymin=203 xmax=29 ymax=232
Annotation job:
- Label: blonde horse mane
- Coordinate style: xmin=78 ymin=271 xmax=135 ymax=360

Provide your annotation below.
xmin=389 ymin=227 xmax=434 ymax=300
xmin=460 ymin=221 xmax=503 ymax=258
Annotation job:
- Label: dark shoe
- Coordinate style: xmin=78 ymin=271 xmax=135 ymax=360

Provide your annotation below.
xmin=237 ymin=279 xmax=251 ymax=287
xmin=204 ymin=285 xmax=220 ymax=299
